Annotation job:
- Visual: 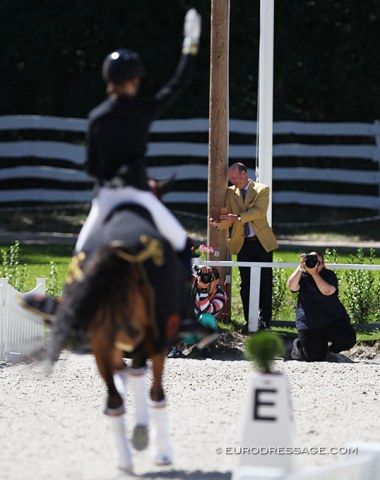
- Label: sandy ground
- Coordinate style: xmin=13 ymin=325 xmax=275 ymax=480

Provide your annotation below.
xmin=0 ymin=344 xmax=379 ymax=480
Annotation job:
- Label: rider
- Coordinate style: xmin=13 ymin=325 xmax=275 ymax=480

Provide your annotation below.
xmin=76 ymin=8 xmax=201 ymax=255
xmin=21 ymin=9 xmax=217 ymax=345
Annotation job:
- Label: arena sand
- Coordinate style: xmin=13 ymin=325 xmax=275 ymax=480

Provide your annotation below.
xmin=0 ymin=345 xmax=379 ymax=480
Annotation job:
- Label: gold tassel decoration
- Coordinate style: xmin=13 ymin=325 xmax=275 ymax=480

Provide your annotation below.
xmin=111 ymin=235 xmax=164 ymax=266
xmin=66 ymin=251 xmax=86 ymax=284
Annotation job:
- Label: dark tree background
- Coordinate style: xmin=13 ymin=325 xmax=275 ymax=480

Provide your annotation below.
xmin=1 ymin=0 xmax=379 ymax=121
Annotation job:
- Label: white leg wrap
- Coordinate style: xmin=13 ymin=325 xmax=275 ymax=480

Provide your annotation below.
xmin=128 ymin=367 xmax=149 ymax=451
xmin=108 ymin=415 xmax=133 ymax=473
xmin=128 ymin=367 xmax=149 ymax=425
xmin=113 ymin=368 xmax=128 ymax=401
xmin=148 ymin=400 xmax=173 ymax=465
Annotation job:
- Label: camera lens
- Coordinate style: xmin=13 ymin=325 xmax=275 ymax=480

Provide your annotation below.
xmin=305 ymin=254 xmax=318 ymax=268
xmin=200 ymin=272 xmax=212 ymax=284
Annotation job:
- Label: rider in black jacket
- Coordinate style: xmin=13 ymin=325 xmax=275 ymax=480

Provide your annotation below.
xmin=21 ymin=9 xmax=217 ymax=346
xmin=76 ymin=9 xmax=200 ymax=254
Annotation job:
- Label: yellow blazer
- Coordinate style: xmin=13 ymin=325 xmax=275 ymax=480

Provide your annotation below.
xmin=221 ymin=179 xmax=278 ymax=255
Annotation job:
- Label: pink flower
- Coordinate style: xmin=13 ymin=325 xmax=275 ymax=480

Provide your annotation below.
xmin=193 ymin=244 xmax=216 ymax=258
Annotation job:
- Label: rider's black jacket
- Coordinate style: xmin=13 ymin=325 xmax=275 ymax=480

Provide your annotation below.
xmin=85 ymin=53 xmax=196 ymax=190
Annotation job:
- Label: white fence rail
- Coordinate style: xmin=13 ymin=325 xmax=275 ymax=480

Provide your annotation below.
xmin=0 ymin=278 xmax=46 ymax=362
xmin=1 ymin=261 xmax=379 ymax=357
xmin=1 ymin=115 xmax=380 ymax=209
xmin=200 ymin=261 xmax=380 ymax=332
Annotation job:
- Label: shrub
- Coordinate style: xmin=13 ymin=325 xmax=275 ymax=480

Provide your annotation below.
xmin=272 ymin=256 xmax=289 ymax=320
xmin=0 ymin=241 xmax=27 ymax=291
xmin=343 ymin=248 xmax=377 ymax=324
xmin=46 ymin=261 xmax=60 ymax=297
xmin=0 ymin=241 xmax=61 ymax=295
xmin=244 ymin=331 xmax=285 ymax=373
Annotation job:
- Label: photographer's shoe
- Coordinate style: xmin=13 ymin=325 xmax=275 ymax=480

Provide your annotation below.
xmin=290 ymin=338 xmax=303 ymax=360
xmin=18 ymin=294 xmax=61 ymax=322
xmin=167 ymin=347 xmax=184 ymax=359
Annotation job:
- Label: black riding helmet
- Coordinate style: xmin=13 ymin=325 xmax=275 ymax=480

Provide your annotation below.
xmin=102 ymin=49 xmax=145 ymax=84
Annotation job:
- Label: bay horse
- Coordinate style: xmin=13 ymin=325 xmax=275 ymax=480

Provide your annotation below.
xmin=46 ymin=203 xmax=183 ymax=473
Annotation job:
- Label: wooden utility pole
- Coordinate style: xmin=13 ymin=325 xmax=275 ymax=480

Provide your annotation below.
xmin=207 ymin=0 xmax=230 ymax=265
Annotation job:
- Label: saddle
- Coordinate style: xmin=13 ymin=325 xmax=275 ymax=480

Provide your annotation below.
xmin=70 ymin=202 xmax=182 ymax=352
xmin=79 ymin=202 xmax=161 ymax=259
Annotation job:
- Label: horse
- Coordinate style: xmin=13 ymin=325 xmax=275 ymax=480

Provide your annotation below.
xmin=46 ymin=202 xmax=184 ymax=473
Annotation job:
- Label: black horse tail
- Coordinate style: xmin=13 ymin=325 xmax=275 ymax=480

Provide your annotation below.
xmin=47 ymin=245 xmax=141 ymax=365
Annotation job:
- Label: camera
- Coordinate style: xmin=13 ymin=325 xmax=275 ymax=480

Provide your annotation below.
xmin=304 ymin=253 xmax=319 ymax=268
xmin=194 ymin=266 xmax=213 ymax=284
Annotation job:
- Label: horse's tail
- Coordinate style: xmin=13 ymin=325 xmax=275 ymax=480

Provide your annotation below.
xmin=47 ymin=245 xmax=142 ymax=366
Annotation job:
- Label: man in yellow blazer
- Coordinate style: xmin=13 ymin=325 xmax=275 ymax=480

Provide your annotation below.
xmin=210 ymin=162 xmax=278 ymax=332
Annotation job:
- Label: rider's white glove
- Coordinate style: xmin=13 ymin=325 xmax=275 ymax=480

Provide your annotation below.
xmin=182 ymin=8 xmax=201 ymax=53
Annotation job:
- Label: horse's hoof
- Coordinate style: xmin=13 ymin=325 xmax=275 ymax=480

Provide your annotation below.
xmin=118 ymin=463 xmax=134 ymax=474
xmin=154 ymin=454 xmax=173 ymax=466
xmin=132 ymin=425 xmax=149 ymax=451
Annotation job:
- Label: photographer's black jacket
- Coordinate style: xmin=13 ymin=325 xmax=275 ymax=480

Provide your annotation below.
xmin=85 ymin=54 xmax=196 ymax=189
xmin=295 ymin=269 xmax=350 ymax=330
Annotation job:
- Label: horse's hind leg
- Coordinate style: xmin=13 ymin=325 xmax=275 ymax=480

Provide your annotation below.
xmin=149 ymin=352 xmax=173 ymax=465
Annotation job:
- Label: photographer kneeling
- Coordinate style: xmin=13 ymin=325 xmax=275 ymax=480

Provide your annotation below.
xmin=168 ymin=266 xmax=226 ymax=358
xmin=287 ymin=251 xmax=356 ymax=362
xmin=193 ymin=265 xmax=227 ymax=321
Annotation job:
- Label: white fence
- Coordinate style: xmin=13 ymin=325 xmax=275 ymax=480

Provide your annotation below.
xmin=1 ymin=115 xmax=380 ymax=210
xmin=0 ymin=261 xmax=379 ymax=358
xmin=200 ymin=261 xmax=380 ymax=332
xmin=0 ymin=278 xmax=46 ymax=362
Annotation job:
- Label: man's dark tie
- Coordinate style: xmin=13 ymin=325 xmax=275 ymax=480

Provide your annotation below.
xmin=240 ymin=189 xmax=251 ymax=237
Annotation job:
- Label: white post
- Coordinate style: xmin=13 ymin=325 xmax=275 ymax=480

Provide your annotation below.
xmin=248 ymin=266 xmax=261 ymax=333
xmin=36 ymin=277 xmax=46 ymax=294
xmin=0 ymin=279 xmax=9 ymax=361
xmin=257 ymin=0 xmax=275 ymax=225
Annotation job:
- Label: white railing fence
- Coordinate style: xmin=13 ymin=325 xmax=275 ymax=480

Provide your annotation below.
xmin=0 ymin=278 xmax=46 ymax=362
xmin=1 ymin=115 xmax=380 ymax=210
xmin=0 ymin=262 xmax=379 ymax=362
xmin=200 ymin=261 xmax=380 ymax=332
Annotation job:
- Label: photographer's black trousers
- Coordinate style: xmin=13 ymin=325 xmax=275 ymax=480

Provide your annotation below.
xmin=298 ymin=320 xmax=356 ymax=362
xmin=237 ymin=237 xmax=273 ymax=331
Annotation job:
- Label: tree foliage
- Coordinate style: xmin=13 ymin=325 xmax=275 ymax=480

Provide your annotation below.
xmin=0 ymin=0 xmax=379 ymax=121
